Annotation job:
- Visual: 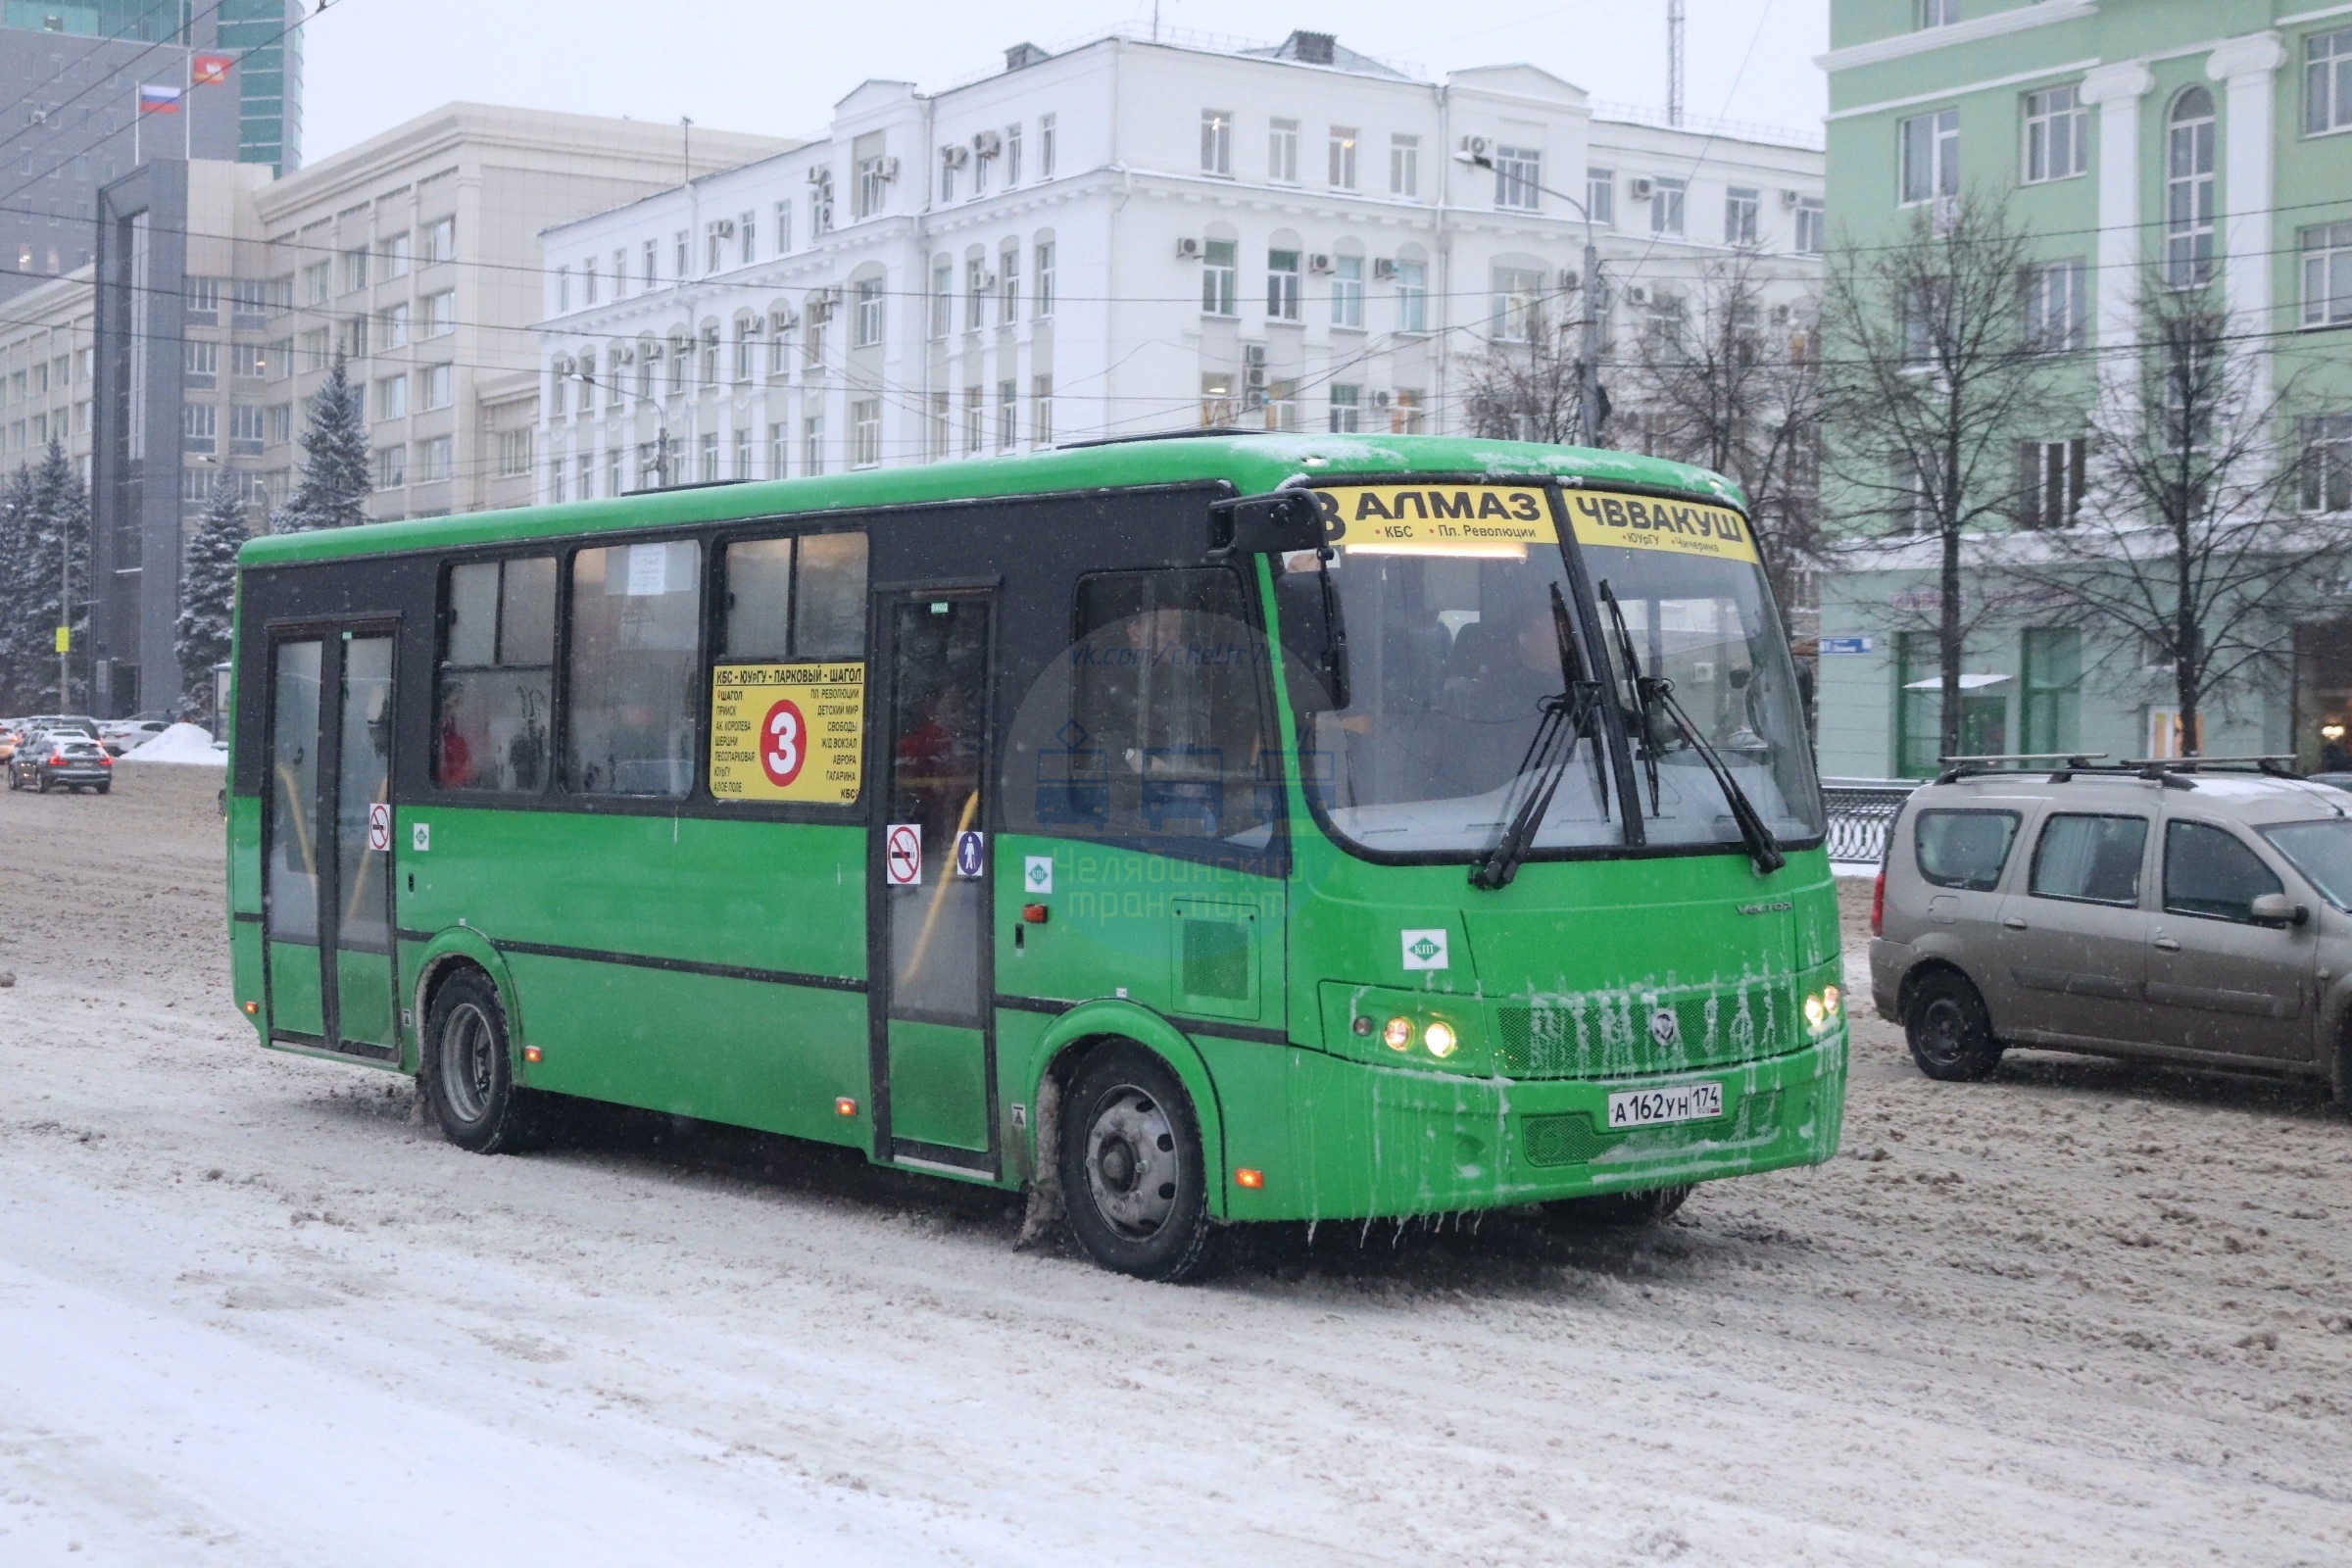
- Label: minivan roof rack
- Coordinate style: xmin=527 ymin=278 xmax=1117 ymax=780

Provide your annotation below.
xmin=1933 ymin=753 xmax=2107 ymax=784
xmin=1932 ymin=753 xmax=2302 ymax=786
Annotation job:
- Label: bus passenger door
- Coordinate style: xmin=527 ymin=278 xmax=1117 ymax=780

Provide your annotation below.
xmin=262 ymin=627 xmax=399 ymax=1058
xmin=869 ymin=590 xmax=998 ymax=1171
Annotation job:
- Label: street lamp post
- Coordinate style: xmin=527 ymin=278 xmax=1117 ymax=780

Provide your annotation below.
xmin=1455 ymin=150 xmax=1606 ymax=449
xmin=572 ymin=365 xmax=678 ymax=491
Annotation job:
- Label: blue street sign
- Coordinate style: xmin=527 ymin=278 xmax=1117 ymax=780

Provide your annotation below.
xmin=1818 ymin=636 xmax=1875 ymax=656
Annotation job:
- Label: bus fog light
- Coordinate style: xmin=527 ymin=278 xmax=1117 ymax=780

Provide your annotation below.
xmin=1382 ymin=1016 xmax=1413 ymax=1052
xmin=1803 ymin=994 xmax=1826 ymax=1030
xmin=1423 ymin=1020 xmax=1458 ymax=1058
xmin=1823 ymin=985 xmax=1841 ymax=1016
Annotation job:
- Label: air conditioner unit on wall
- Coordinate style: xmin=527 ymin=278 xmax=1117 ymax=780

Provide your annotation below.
xmin=770 ymin=309 xmax=798 ymax=333
xmin=973 ymin=129 xmax=1003 ymax=158
xmin=611 ymin=344 xmax=633 ymax=364
xmin=1373 ymin=258 xmax=1396 ymax=281
xmin=1629 ymin=177 xmax=1655 ymax=200
xmin=1781 ymin=188 xmax=1803 ymax=208
xmin=940 ymin=144 xmax=969 ymax=169
xmin=713 ymin=219 xmax=736 ymax=238
xmin=1307 ymin=254 xmax=1333 ymax=274
xmin=1457 ymin=134 xmax=1489 ymax=159
xmin=1372 ymin=390 xmax=1392 ymax=409
xmin=877 ymin=156 xmax=901 ymax=181
xmin=806 ymin=165 xmax=831 ymax=183
xmin=977 ymin=270 xmax=998 ymax=290
xmin=1625 ymin=284 xmax=1650 ymax=305
xmin=1175 ymin=237 xmax=1201 ymax=260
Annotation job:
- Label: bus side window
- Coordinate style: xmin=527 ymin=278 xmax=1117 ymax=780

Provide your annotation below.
xmin=1068 ymin=568 xmax=1272 ymax=844
xmin=722 ymin=531 xmax=868 ymax=659
xmin=435 ymin=556 xmax=555 ymax=791
xmin=567 ymin=540 xmax=702 ymax=797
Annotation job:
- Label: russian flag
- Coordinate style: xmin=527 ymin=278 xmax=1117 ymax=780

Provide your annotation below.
xmin=137 ymin=83 xmax=181 ymax=114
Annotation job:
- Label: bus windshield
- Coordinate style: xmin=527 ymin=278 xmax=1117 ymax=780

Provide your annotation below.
xmin=1289 ymin=483 xmax=1823 ymax=859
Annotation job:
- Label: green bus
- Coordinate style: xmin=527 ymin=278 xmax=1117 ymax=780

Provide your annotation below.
xmin=227 ymin=434 xmax=1845 ymax=1281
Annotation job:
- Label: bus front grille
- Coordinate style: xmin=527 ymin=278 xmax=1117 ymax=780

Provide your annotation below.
xmin=1495 ymin=996 xmax=1791 ymax=1077
xmin=1522 ymin=1092 xmax=1783 ymax=1169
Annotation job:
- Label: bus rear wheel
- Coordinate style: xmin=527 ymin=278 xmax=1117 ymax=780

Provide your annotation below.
xmin=422 ymin=969 xmax=541 ymax=1154
xmin=1058 ymin=1043 xmax=1226 ymax=1284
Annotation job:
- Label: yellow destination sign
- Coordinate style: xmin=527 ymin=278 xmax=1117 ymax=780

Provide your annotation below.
xmin=710 ymin=661 xmax=864 ymax=804
xmin=1563 ymin=488 xmax=1760 ymax=564
xmin=1312 ymin=484 xmax=1555 ymax=556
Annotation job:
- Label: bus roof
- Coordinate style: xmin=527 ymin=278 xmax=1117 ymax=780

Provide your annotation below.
xmin=238 ymin=433 xmax=1745 ymax=567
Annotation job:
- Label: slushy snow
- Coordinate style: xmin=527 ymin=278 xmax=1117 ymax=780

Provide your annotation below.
xmin=118 ymin=721 xmax=224 ymax=764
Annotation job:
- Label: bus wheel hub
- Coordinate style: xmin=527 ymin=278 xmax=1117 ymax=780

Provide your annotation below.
xmin=1086 ymin=1090 xmax=1175 ymax=1237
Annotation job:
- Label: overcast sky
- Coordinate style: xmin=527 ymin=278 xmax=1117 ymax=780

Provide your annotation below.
xmin=299 ymin=0 xmax=1831 ymax=163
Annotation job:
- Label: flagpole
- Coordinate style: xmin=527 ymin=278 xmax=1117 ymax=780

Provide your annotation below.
xmin=182 ymin=46 xmax=191 ymax=161
xmin=132 ymin=83 xmax=139 ymax=166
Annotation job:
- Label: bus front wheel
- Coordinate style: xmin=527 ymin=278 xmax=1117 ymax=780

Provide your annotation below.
xmin=1542 ymin=1185 xmax=1692 ymax=1229
xmin=422 ymin=968 xmax=542 ymax=1154
xmin=1058 ymin=1043 xmax=1227 ymax=1284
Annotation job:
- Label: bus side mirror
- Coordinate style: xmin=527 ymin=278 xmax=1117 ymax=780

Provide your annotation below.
xmin=1209 ymin=492 xmax=1325 ymax=557
xmin=1272 ymin=564 xmax=1348 ymax=713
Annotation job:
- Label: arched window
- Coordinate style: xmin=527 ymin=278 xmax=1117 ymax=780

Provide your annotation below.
xmin=2166 ymin=86 xmax=2216 ymax=287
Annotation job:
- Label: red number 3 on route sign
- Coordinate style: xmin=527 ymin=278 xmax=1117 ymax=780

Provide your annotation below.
xmin=760 ymin=698 xmax=808 ymax=788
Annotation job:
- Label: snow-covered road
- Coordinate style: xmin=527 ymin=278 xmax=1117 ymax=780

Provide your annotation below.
xmin=2 ymin=767 xmax=2346 ymax=1566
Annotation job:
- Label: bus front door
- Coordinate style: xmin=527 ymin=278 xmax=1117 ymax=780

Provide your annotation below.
xmin=870 ymin=590 xmax=997 ymax=1171
xmin=263 ymin=627 xmax=400 ymax=1058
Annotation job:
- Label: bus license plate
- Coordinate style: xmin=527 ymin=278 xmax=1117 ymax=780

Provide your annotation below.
xmin=1605 ymin=1082 xmax=1725 ymax=1130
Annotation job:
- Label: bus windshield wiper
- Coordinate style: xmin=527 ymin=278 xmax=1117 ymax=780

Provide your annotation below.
xmin=1471 ymin=583 xmax=1608 ymax=892
xmin=1597 ymin=581 xmax=1787 ymax=876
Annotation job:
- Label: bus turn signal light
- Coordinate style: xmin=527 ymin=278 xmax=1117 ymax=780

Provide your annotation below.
xmin=242 ymin=1001 xmax=258 ymax=1015
xmin=522 ymin=1045 xmax=543 ymax=1063
xmin=836 ymin=1097 xmax=858 ymax=1117
xmin=1234 ymin=1168 xmax=1264 ymax=1189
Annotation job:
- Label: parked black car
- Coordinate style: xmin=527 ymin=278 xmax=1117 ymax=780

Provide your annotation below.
xmin=7 ymin=730 xmax=113 ymax=794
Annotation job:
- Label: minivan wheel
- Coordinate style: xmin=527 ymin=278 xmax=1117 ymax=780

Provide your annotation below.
xmin=1905 ymin=970 xmax=2003 ymax=1082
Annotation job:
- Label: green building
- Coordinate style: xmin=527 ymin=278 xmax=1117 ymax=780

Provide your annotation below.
xmin=1817 ymin=1 xmax=2352 ymax=777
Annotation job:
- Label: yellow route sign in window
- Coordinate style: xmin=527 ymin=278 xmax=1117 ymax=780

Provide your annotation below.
xmin=710 ymin=661 xmax=864 ymax=804
xmin=1563 ymin=488 xmax=1760 ymax=564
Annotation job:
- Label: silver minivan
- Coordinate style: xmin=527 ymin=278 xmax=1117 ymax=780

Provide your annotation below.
xmin=1869 ymin=761 xmax=2352 ymax=1098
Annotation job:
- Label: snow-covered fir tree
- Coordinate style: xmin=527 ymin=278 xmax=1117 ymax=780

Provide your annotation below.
xmin=271 ymin=350 xmax=371 ymax=532
xmin=6 ymin=440 xmax=91 ymax=710
xmin=0 ymin=464 xmax=37 ymax=710
xmin=176 ymin=482 xmax=248 ymax=719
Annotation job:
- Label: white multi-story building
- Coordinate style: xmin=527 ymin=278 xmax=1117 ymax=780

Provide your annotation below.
xmin=534 ymin=27 xmax=1824 ymax=496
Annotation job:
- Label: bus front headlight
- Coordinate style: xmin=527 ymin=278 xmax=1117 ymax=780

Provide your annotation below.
xmin=1423 ymin=1020 xmax=1459 ymax=1058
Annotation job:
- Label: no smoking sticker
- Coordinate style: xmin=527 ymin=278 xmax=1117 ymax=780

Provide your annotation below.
xmin=885 ymin=823 xmax=923 ymax=886
xmin=367 ymin=802 xmax=391 ymax=853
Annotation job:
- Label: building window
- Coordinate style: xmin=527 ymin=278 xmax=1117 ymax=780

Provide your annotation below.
xmin=856 ymin=278 xmax=885 ymax=346
xmin=963 ymin=385 xmax=982 ymax=454
xmin=378 ymin=231 xmax=411 ymax=279
xmin=583 ymin=259 xmax=598 ymax=306
xmin=1263 ymin=377 xmax=1298 ymax=432
xmin=1725 ymin=186 xmax=1760 ymax=246
xmin=740 ymin=211 xmax=757 ymax=265
xmin=1915 ymin=0 xmax=1956 ymax=26
xmin=2017 ymin=437 xmax=2086 ymax=529
xmin=548 ymin=459 xmax=565 ymax=503
xmin=847 ymin=400 xmax=880 ymax=468
xmin=1586 ymin=168 xmax=1614 ymax=225
xmin=644 ymin=238 xmax=661 ymax=287
xmin=2025 ymin=260 xmax=2088 ymax=352
xmin=928 ymin=257 xmax=953 ymax=339
xmin=700 ymin=329 xmax=719 ymax=386
xmin=1202 ymin=110 xmax=1233 ymax=175
xmin=341 ymin=247 xmax=368 ymax=293
xmin=1394 ymin=259 xmax=1427 ymax=332
xmin=1267 ymin=249 xmax=1301 ymax=320
xmin=182 ymin=402 xmax=217 ymax=453
xmin=1899 ymin=108 xmax=1960 ymax=206
xmin=416 ymin=435 xmax=452 ymax=483
xmin=699 ymin=431 xmax=719 ymax=483
xmin=1391 ymin=388 xmax=1425 ymax=434
xmin=1268 ymin=118 xmax=1298 ymax=183
xmin=606 ymin=448 xmax=622 ymax=497
xmin=1331 ymin=255 xmax=1364 ymax=328
xmin=804 ymin=416 xmax=825 ymax=475
xmin=810 ymin=172 xmax=834 ymax=237
xmin=423 ymin=290 xmax=455 ymax=337
xmin=2301 ymin=221 xmax=2352 ymax=326
xmin=497 ymin=428 xmax=532 ymax=476
xmin=1202 ymin=239 xmax=1237 ymax=316
xmin=378 ymin=301 xmax=410 ymax=348
xmin=302 ymin=260 xmax=331 ymax=304
xmin=2307 ymin=26 xmax=2352 ymax=134
xmin=768 ymin=422 xmax=787 ymax=479
xmin=1494 ymin=145 xmax=1542 ymax=211
xmin=706 ymin=222 xmax=726 ymax=274
xmin=1033 ymin=374 xmax=1053 ymax=445
xmin=1649 ymin=176 xmax=1687 ymax=236
xmin=2023 ymin=83 xmax=2086 ymax=182
xmin=733 ymin=322 xmax=754 ymax=381
xmin=268 ymin=404 xmax=292 ymax=445
xmin=1795 ymin=196 xmax=1826 ymax=254
xmin=1328 ymin=384 xmax=1361 ymax=434
xmin=228 ymin=403 xmax=267 ymax=456
xmin=1329 ymin=126 xmax=1358 ymax=189
xmin=858 ymin=154 xmax=890 ymax=218
xmin=1040 ymin=113 xmax=1056 ymax=177
xmin=966 ymin=257 xmax=988 ymax=331
xmin=1005 ymin=122 xmax=1023 ymax=185
xmin=940 ymin=151 xmax=957 ymax=206
xmin=2302 ymin=415 xmax=2352 ymax=513
xmin=1492 ymin=266 xmax=1545 ymax=341
xmin=997 ymin=379 xmax=1016 ymax=449
xmin=183 ymin=340 xmax=218 ymax=388
xmin=772 ymin=201 xmax=792 ymax=258
xmin=2166 ymin=87 xmax=2217 ymax=287
xmin=1391 ymin=133 xmax=1419 ymax=197
xmin=375 ymin=373 xmax=408 ymax=419
xmin=230 ymin=342 xmax=268 ymax=379
xmin=2020 ymin=627 xmax=2081 ymax=753
xmin=1035 ymin=240 xmax=1054 ymax=317
xmin=374 ymin=443 xmax=406 ymax=487
xmin=1000 ymin=248 xmax=1019 ymax=325
xmin=422 ymin=217 xmax=456 ymax=265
